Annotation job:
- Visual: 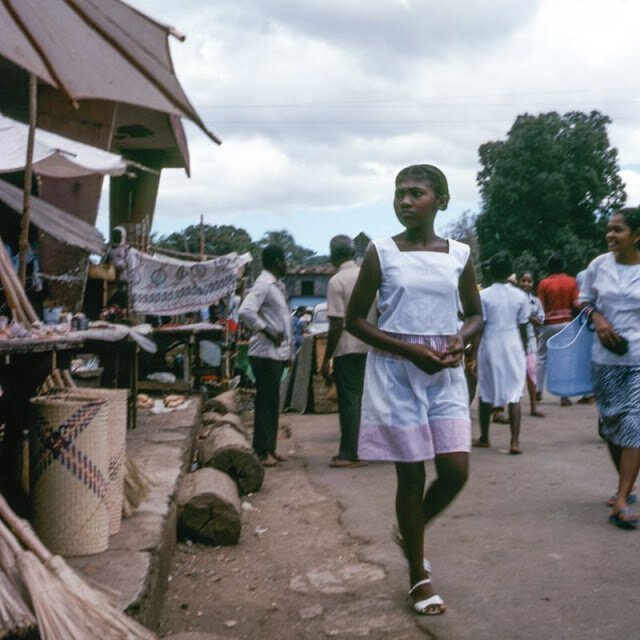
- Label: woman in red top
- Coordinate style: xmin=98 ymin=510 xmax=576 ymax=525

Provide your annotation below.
xmin=536 ymin=253 xmax=579 ymax=406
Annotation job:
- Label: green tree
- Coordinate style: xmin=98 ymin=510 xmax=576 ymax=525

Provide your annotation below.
xmin=476 ymin=110 xmax=626 ymax=276
xmin=156 ymin=224 xmax=255 ymax=257
xmin=443 ymin=210 xmax=480 ymax=274
xmin=258 ymin=229 xmax=316 ymax=265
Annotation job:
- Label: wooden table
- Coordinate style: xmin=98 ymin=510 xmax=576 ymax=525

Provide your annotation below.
xmin=146 ymin=323 xmax=226 ymax=390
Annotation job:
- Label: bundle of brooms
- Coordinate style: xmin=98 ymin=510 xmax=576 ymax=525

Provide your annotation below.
xmin=0 ymin=238 xmax=38 ymax=326
xmin=0 ymin=493 xmax=156 ymax=639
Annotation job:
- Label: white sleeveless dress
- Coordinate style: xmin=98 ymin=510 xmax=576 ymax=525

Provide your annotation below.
xmin=358 ymin=237 xmax=472 ymax=462
xmin=477 ymin=283 xmax=529 ymax=406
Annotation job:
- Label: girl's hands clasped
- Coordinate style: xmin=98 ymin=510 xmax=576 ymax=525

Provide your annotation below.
xmin=407 ymin=335 xmax=464 ymax=375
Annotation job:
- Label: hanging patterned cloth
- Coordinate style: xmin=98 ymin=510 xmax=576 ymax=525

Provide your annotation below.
xmin=127 ymin=248 xmax=251 ymax=315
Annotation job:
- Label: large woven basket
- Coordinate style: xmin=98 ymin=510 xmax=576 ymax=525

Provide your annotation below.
xmin=64 ymin=388 xmax=128 ymax=535
xmin=30 ymin=396 xmax=109 ymax=556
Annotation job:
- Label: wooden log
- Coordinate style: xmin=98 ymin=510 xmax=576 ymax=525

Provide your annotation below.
xmin=197 ymin=424 xmax=264 ymax=494
xmin=177 ymin=468 xmax=241 ymax=546
xmin=201 ymin=412 xmax=247 ymax=437
xmin=203 ymin=390 xmax=237 ymax=414
xmin=200 ymin=411 xmax=224 ymax=425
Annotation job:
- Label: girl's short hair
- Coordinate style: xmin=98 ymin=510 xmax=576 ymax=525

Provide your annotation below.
xmin=489 ymin=251 xmax=513 ymax=280
xmin=395 ymin=164 xmax=449 ymax=207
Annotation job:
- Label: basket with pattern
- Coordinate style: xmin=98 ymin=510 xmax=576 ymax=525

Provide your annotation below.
xmin=63 ymin=388 xmax=128 ymax=535
xmin=29 ymin=396 xmax=109 ymax=556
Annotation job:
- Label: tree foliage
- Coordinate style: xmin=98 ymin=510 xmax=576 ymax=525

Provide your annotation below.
xmin=257 ymin=229 xmax=316 ymax=265
xmin=443 ymin=210 xmax=480 ymax=274
xmin=155 ymin=224 xmax=318 ymax=277
xmin=476 ymin=110 xmax=626 ymax=277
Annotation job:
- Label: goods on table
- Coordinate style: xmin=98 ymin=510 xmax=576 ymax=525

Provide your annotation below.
xmin=136 ymin=393 xmax=154 ymax=409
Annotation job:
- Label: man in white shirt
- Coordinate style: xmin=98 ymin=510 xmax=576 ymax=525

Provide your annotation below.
xmin=321 ymin=235 xmax=372 ymax=468
xmin=239 ymin=245 xmax=293 ymax=466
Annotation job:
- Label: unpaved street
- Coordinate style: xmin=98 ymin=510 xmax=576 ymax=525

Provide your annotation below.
xmin=161 ymin=397 xmax=640 ymax=639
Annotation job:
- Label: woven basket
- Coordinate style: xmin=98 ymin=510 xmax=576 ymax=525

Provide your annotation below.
xmin=311 ymin=374 xmax=339 ymax=414
xmin=30 ymin=396 xmax=109 ymax=556
xmin=64 ymin=389 xmax=128 ymax=535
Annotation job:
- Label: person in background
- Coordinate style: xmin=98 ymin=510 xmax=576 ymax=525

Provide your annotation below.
xmin=579 ymin=207 xmax=640 ymax=529
xmin=238 ymin=245 xmax=293 ymax=467
xmin=291 ymin=306 xmax=307 ymax=352
xmin=321 ymin=235 xmax=373 ymax=468
xmin=536 ymin=253 xmax=579 ymax=406
xmin=518 ymin=271 xmax=545 ymax=417
xmin=346 ymin=164 xmax=483 ymax=616
xmin=473 ymin=252 xmax=529 ymax=454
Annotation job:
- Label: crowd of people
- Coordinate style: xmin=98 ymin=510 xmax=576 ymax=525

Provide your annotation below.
xmin=238 ymin=164 xmax=640 ymax=616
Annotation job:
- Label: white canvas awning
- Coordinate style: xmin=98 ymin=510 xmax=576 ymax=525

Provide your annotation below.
xmin=0 ymin=113 xmax=144 ymax=178
xmin=0 ymin=179 xmax=105 ymax=254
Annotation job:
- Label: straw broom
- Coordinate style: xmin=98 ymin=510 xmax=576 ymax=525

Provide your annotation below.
xmin=123 ymin=457 xmax=152 ymax=518
xmin=0 ymin=497 xmax=157 ymax=639
xmin=0 ymin=539 xmax=36 ymax=639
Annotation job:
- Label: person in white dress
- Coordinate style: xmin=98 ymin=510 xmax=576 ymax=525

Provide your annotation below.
xmin=473 ymin=252 xmax=529 ymax=454
xmin=346 ymin=164 xmax=483 ymax=616
xmin=518 ymin=271 xmax=545 ymax=417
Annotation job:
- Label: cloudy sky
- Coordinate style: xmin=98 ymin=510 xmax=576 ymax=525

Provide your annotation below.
xmin=99 ymin=0 xmax=640 ymax=254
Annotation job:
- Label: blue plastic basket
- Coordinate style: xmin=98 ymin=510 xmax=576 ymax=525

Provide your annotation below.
xmin=546 ymin=310 xmax=595 ymax=397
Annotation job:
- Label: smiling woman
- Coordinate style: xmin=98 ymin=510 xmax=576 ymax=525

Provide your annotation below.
xmin=579 ymin=207 xmax=640 ymax=530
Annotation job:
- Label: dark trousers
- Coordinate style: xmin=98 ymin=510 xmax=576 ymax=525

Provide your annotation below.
xmin=250 ymin=356 xmax=285 ymax=458
xmin=333 ymin=353 xmax=367 ymax=461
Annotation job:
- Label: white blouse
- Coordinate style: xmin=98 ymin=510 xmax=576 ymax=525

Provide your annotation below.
xmin=578 ymin=252 xmax=640 ymax=366
xmin=373 ymin=237 xmax=470 ymax=336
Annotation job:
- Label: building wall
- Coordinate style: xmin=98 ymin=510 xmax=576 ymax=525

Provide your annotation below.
xmin=285 ymin=273 xmax=332 ymax=298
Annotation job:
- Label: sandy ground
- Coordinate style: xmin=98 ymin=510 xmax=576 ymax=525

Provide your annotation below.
xmin=160 ymin=395 xmax=640 ymax=640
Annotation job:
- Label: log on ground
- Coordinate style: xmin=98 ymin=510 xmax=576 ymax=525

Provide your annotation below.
xmin=177 ymin=468 xmax=241 ymax=546
xmin=203 ymin=390 xmax=237 ymax=414
xmin=197 ymin=425 xmax=264 ymax=494
xmin=201 ymin=412 xmax=247 ymax=437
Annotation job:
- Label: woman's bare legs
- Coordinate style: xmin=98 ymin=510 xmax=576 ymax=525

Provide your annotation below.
xmin=611 ymin=447 xmax=640 ymax=520
xmin=527 ymin=374 xmax=544 ymax=417
xmin=395 ymin=452 xmax=468 ymax=612
xmin=474 ymin=400 xmax=492 ymax=447
xmin=508 ymin=402 xmax=522 ymax=453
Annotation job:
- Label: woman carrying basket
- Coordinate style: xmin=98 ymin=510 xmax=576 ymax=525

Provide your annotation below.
xmin=579 ymin=207 xmax=640 ymax=529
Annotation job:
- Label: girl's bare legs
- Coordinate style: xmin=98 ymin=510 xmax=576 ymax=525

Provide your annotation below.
xmin=527 ymin=374 xmax=544 ymax=417
xmin=474 ymin=400 xmax=492 ymax=446
xmin=508 ymin=402 xmax=522 ymax=453
xmin=395 ymin=453 xmax=468 ymax=611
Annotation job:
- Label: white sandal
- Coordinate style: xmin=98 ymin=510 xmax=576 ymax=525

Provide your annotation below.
xmin=409 ymin=578 xmax=446 ymax=616
xmin=391 ymin=524 xmax=432 ymax=573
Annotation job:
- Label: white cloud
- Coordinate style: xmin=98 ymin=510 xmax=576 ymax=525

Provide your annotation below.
xmin=108 ymin=0 xmax=640 ymax=252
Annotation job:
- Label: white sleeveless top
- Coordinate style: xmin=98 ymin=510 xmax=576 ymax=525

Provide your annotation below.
xmin=373 ymin=237 xmax=470 ymax=336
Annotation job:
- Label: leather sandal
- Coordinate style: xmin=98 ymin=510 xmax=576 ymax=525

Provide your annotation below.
xmin=409 ymin=578 xmax=446 ymax=615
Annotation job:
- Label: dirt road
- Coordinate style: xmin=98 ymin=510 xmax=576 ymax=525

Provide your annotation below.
xmin=160 ymin=397 xmax=640 ymax=639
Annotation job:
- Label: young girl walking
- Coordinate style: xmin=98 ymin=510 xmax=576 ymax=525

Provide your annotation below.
xmin=473 ymin=253 xmax=529 ymax=454
xmin=346 ymin=164 xmax=483 ymax=615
